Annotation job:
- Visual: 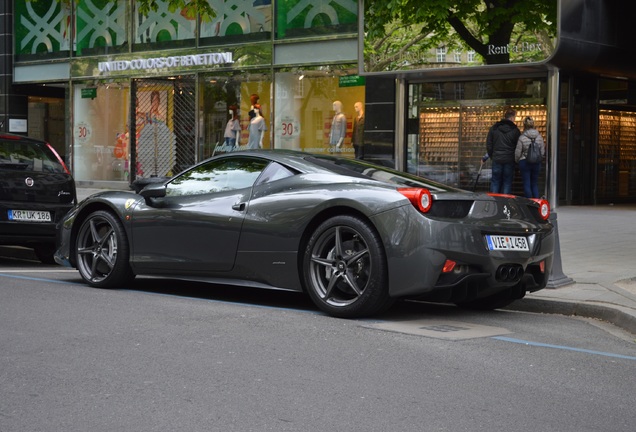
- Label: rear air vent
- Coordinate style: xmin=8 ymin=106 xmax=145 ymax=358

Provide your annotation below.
xmin=428 ymin=200 xmax=473 ymax=218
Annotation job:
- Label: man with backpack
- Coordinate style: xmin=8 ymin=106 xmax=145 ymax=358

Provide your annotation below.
xmin=515 ymin=116 xmax=546 ymax=198
xmin=484 ymin=108 xmax=520 ymax=194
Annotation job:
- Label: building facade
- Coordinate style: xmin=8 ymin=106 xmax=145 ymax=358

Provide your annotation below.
xmin=2 ymin=0 xmax=635 ymax=205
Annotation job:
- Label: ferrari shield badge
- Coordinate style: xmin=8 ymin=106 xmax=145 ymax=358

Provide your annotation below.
xmin=503 ymin=205 xmax=511 ymax=220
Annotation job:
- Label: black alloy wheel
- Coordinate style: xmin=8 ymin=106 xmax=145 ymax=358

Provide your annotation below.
xmin=303 ymin=215 xmax=392 ymax=318
xmin=75 ymin=210 xmax=134 ymax=288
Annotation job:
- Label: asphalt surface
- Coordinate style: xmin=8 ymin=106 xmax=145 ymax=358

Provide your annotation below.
xmin=17 ymin=188 xmax=636 ymax=336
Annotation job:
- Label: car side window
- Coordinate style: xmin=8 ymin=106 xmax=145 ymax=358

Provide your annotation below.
xmin=166 ymin=157 xmax=269 ymax=197
xmin=254 ymin=161 xmax=296 ymax=186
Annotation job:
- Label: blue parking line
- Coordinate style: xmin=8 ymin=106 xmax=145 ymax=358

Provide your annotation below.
xmin=0 ymin=273 xmax=321 ymax=315
xmin=492 ymin=336 xmax=636 ymax=361
xmin=0 ymin=273 xmax=81 ymax=284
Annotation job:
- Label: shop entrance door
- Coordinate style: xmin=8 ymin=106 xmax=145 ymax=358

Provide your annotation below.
xmin=131 ymin=77 xmax=196 ymax=181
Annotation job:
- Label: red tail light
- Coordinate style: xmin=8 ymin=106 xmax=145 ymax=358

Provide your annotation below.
xmin=46 ymin=142 xmax=71 ymax=175
xmin=531 ymin=198 xmax=550 ymax=221
xmin=442 ymin=259 xmax=457 ymax=273
xmin=398 ymin=188 xmax=433 ymax=213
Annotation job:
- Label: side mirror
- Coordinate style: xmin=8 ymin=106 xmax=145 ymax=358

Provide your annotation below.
xmin=139 ymin=183 xmax=167 ymax=202
xmin=131 ymin=176 xmax=169 ymax=193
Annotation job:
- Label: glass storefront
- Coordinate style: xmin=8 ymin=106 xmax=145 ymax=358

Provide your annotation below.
xmin=273 ymin=68 xmax=364 ymax=156
xmin=598 ymin=110 xmax=636 ymax=201
xmin=73 ymin=82 xmax=131 ymax=182
xmin=12 ymin=0 xmax=636 ymax=204
xmin=407 ymin=79 xmax=548 ymax=194
xmin=198 ymin=71 xmax=272 ymax=158
xmin=16 ymin=0 xmax=362 ymax=185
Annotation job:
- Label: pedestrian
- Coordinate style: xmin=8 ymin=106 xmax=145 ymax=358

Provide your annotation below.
xmin=515 ymin=116 xmax=546 ymax=198
xmin=484 ymin=108 xmax=520 ymax=194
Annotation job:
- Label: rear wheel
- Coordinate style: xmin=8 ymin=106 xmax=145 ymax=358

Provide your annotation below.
xmin=303 ymin=215 xmax=392 ymax=318
xmin=75 ymin=210 xmax=134 ymax=288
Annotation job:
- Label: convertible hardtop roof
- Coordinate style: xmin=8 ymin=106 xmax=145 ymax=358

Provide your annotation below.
xmin=215 ymin=149 xmax=462 ymax=192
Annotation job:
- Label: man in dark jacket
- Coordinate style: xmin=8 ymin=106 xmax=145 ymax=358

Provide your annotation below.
xmin=484 ymin=108 xmax=520 ymax=194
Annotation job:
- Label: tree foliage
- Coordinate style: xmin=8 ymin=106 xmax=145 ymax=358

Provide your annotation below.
xmin=40 ymin=0 xmax=217 ymax=21
xmin=365 ymin=0 xmax=557 ymax=66
xmin=134 ymin=0 xmax=215 ymax=21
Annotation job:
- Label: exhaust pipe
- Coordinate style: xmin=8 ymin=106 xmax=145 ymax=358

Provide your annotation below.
xmin=495 ymin=264 xmax=524 ymax=282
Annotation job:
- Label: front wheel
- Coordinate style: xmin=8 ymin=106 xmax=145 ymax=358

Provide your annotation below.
xmin=303 ymin=215 xmax=392 ymax=318
xmin=75 ymin=210 xmax=134 ymax=288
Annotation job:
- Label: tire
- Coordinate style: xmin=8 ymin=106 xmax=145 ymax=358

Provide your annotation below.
xmin=303 ymin=215 xmax=392 ymax=318
xmin=75 ymin=210 xmax=134 ymax=288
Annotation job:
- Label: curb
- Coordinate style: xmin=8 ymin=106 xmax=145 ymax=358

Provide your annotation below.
xmin=506 ymin=298 xmax=636 ymax=336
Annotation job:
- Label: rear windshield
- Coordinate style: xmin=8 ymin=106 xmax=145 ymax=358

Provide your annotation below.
xmin=0 ymin=138 xmax=66 ymax=174
xmin=304 ymin=155 xmax=461 ymax=192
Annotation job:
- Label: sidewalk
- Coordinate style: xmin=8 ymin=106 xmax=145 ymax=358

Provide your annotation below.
xmin=77 ymin=188 xmax=636 ymax=335
xmin=507 ymin=204 xmax=636 ymax=336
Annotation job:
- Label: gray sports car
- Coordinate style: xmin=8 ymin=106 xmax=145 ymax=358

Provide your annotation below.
xmin=55 ymin=150 xmax=554 ymax=318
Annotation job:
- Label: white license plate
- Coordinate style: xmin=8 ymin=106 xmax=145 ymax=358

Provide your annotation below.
xmin=486 ymin=235 xmax=529 ymax=251
xmin=8 ymin=210 xmax=52 ymax=222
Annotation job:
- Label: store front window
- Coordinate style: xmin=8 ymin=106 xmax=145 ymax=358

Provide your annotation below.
xmin=273 ymin=68 xmax=364 ymax=157
xmin=199 ymin=71 xmax=272 ymax=158
xmin=407 ymin=79 xmax=547 ymax=193
xmin=597 ymin=78 xmax=636 ymax=202
xmin=73 ymin=82 xmax=131 ymax=183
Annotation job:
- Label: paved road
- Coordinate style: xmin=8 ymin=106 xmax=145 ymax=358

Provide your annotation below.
xmin=1 ymin=263 xmax=635 ymax=432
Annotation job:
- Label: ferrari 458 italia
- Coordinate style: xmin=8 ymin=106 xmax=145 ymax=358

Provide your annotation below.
xmin=55 ymin=150 xmax=554 ymax=318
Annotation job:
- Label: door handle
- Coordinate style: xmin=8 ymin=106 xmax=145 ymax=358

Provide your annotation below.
xmin=232 ymin=202 xmax=246 ymax=211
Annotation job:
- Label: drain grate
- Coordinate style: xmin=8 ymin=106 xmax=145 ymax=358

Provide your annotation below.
xmin=366 ymin=319 xmax=512 ymax=340
xmin=420 ymin=324 xmax=471 ymax=333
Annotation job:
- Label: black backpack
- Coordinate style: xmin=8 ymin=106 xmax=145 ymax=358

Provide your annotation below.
xmin=526 ymin=135 xmax=542 ymax=163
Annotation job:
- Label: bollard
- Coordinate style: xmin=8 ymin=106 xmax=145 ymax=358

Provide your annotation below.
xmin=547 ymin=210 xmax=574 ymax=288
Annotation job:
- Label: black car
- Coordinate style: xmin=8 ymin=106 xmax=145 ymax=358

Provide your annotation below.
xmin=0 ymin=133 xmax=76 ymax=263
xmin=56 ymin=150 xmax=554 ymax=318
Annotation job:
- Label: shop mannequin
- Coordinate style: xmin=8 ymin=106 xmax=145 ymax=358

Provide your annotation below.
xmin=352 ymin=101 xmax=365 ymax=159
xmin=247 ymin=103 xmax=267 ymax=149
xmin=329 ymin=100 xmax=347 ymax=149
xmin=224 ymin=105 xmax=240 ymax=149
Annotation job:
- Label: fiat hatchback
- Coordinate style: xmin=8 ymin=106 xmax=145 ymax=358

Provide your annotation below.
xmin=0 ymin=133 xmax=76 ymax=263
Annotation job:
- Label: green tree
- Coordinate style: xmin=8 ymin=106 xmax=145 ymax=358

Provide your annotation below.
xmin=40 ymin=0 xmax=217 ymax=21
xmin=133 ymin=0 xmax=214 ymax=20
xmin=365 ymin=0 xmax=557 ymax=66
